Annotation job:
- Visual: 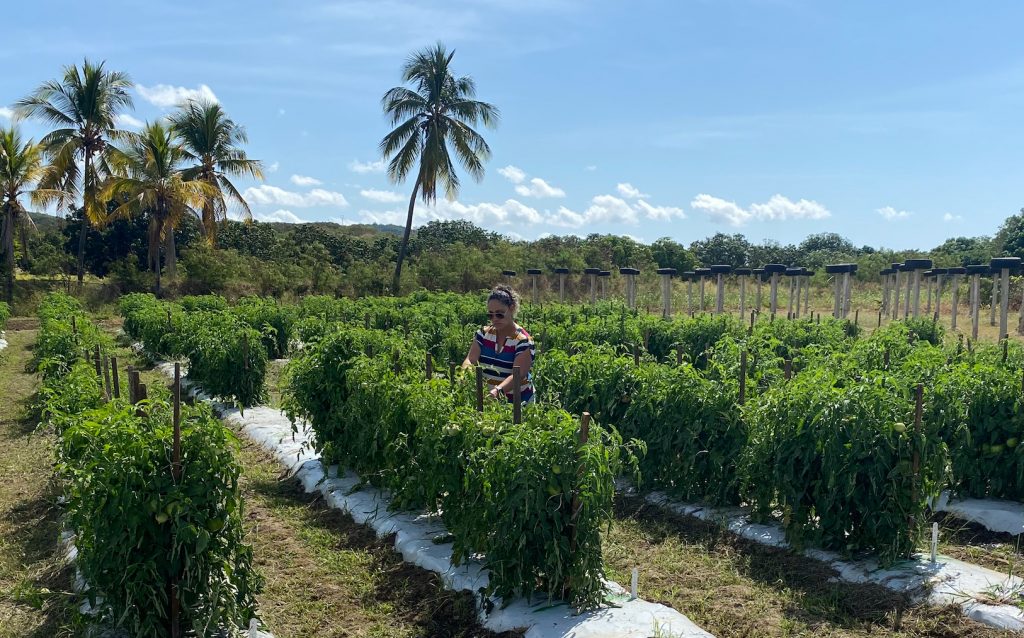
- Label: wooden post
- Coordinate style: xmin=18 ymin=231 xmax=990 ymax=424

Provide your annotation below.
xmin=854 ymin=309 xmax=859 ymax=326
xmin=739 ymin=351 xmax=747 ymax=404
xmin=512 ymin=366 xmax=522 ymax=425
xmin=567 ymin=411 xmax=592 ymax=585
xmin=110 ymin=356 xmax=120 ymax=399
xmin=883 ymin=348 xmax=890 ymax=369
xmin=892 ymin=269 xmax=902 ymax=320
xmin=676 ymin=344 xmax=683 ymax=366
xmin=425 ymin=352 xmax=433 ymax=380
xmin=170 ymin=363 xmax=182 ymax=638
xmin=242 ymin=333 xmax=249 ymax=371
xmin=1003 ymin=338 xmax=1009 ymax=365
xmin=475 ymin=366 xmax=484 ymax=412
xmin=93 ymin=345 xmax=102 ymax=380
xmin=102 ymin=355 xmax=112 ymax=401
xmin=910 ymin=383 xmax=923 ymax=552
xmin=449 ymin=361 xmax=457 ymax=385
xmin=877 ymin=310 xmax=882 ymax=327
xmin=71 ymin=314 xmax=77 ymax=334
xmin=784 ymin=359 xmax=792 ymax=380
xmin=364 ymin=313 xmax=371 ymax=329
xmin=633 ymin=344 xmax=640 ymax=366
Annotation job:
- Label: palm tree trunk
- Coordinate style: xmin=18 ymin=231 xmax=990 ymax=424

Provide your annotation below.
xmin=1 ymin=207 xmax=13 ymax=304
xmin=77 ymin=150 xmax=94 ymax=286
xmin=18 ymin=219 xmax=31 ymax=268
xmin=165 ymin=225 xmax=177 ymax=281
xmin=392 ymin=179 xmax=421 ymax=295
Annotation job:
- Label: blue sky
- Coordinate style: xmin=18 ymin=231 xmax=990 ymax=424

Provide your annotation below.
xmin=4 ymin=1 xmax=1024 ymax=249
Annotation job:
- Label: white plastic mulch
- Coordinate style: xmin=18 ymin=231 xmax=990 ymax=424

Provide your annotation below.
xmin=0 ymin=331 xmax=8 ymax=351
xmin=630 ymin=488 xmax=1024 ymax=632
xmin=155 ymin=360 xmax=713 ymax=638
xmin=933 ymin=492 xmax=1024 ymax=536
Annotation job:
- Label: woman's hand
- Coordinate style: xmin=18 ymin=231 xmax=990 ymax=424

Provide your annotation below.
xmin=488 ymin=386 xmax=501 ymax=400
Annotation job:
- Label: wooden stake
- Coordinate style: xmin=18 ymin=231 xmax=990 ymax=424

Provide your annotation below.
xmin=102 ymin=355 xmax=112 ymax=401
xmin=784 ymin=359 xmax=792 ymax=380
xmin=884 ymin=348 xmax=890 ymax=370
xmin=910 ymin=383 xmax=923 ymax=554
xmin=449 ymin=361 xmax=457 ymax=386
xmin=633 ymin=344 xmax=640 ymax=366
xmin=242 ymin=333 xmax=249 ymax=371
xmin=111 ymin=356 xmax=120 ymax=399
xmin=475 ymin=366 xmax=484 ymax=412
xmin=739 ymin=351 xmax=748 ymax=404
xmin=566 ymin=411 xmax=592 ymax=598
xmin=512 ymin=366 xmax=522 ymax=425
xmin=1003 ymin=338 xmax=1009 ymax=364
xmin=171 ymin=366 xmax=182 ymax=638
xmin=676 ymin=344 xmax=683 ymax=366
xmin=93 ymin=345 xmax=102 ymax=380
xmin=878 ymin=310 xmax=882 ymax=327
xmin=425 ymin=352 xmax=433 ymax=380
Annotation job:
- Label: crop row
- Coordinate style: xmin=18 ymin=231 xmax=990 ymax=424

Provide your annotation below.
xmin=36 ymin=293 xmax=262 ymax=637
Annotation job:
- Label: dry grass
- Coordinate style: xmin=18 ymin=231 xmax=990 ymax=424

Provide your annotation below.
xmin=0 ymin=329 xmax=79 ymax=638
xmin=604 ymin=495 xmax=1018 ymax=638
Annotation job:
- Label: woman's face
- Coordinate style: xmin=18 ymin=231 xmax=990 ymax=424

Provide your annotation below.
xmin=487 ymin=299 xmax=512 ymax=329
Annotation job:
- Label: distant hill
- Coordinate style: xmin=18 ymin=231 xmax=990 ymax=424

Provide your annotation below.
xmin=28 ymin=212 xmax=62 ymax=233
xmin=263 ymin=220 xmax=405 ymax=238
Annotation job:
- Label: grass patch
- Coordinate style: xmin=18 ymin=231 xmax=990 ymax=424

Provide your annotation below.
xmin=604 ymin=495 xmax=1017 ymax=638
xmin=0 ymin=329 xmax=80 ymax=638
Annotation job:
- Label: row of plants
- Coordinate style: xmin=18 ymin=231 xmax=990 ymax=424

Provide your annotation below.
xmin=119 ymin=293 xmax=271 ymax=406
xmin=281 ymin=324 xmax=641 ymax=609
xmin=0 ymin=300 xmax=9 ymax=332
xmin=35 ymin=293 xmax=263 ymax=637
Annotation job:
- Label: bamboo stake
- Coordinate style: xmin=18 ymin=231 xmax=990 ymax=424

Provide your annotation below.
xmin=111 ymin=356 xmax=120 ymax=399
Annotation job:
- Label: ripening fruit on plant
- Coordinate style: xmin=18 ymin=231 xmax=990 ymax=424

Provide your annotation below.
xmin=892 ymin=422 xmax=907 ymax=433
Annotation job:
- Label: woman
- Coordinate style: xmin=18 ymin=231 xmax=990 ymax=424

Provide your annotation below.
xmin=462 ymin=285 xmax=536 ymax=403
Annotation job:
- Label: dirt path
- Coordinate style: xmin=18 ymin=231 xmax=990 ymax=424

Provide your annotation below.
xmin=0 ymin=329 xmax=77 ymax=638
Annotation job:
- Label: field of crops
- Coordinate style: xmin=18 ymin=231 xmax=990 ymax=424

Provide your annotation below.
xmin=25 ymin=288 xmax=1024 ymax=635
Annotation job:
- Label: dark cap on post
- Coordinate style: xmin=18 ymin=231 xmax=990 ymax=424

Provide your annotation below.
xmin=619 ymin=267 xmax=640 ymax=275
xmin=553 ymin=267 xmax=570 ymax=274
xmin=598 ymin=270 xmax=611 ymax=277
xmin=990 ymin=257 xmax=1022 ymax=270
xmin=904 ymin=258 xmax=933 ymax=270
xmin=501 ymin=270 xmax=517 ymax=276
xmin=710 ymin=264 xmax=732 ymax=274
xmin=583 ymin=267 xmax=601 ymax=275
xmin=946 ymin=266 xmax=967 ymax=275
xmin=965 ymin=264 xmax=989 ymax=275
xmin=656 ymin=268 xmax=677 ymax=275
xmin=694 ymin=268 xmax=711 ymax=276
xmin=526 ymin=268 xmax=542 ymax=275
xmin=734 ymin=267 xmax=752 ymax=275
xmin=763 ymin=264 xmax=787 ymax=274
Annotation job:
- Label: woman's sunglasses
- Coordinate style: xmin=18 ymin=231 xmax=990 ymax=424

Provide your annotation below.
xmin=487 ymin=311 xmax=506 ymax=319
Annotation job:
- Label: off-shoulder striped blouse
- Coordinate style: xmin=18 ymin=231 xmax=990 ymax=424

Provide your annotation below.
xmin=475 ymin=325 xmax=535 ymax=402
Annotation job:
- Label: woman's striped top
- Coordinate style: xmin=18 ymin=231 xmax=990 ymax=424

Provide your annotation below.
xmin=475 ymin=325 xmax=535 ymax=401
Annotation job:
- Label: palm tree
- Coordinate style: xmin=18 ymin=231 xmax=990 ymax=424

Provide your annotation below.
xmin=103 ymin=121 xmax=213 ymax=295
xmin=16 ymin=59 xmax=134 ymax=285
xmin=0 ymin=127 xmax=48 ymax=303
xmin=379 ymin=43 xmax=499 ymax=294
xmin=168 ymin=99 xmax=263 ymax=245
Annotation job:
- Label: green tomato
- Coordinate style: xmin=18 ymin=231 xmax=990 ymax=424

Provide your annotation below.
xmin=155 ymin=512 xmax=169 ymax=524
xmin=206 ymin=518 xmax=225 ymax=533
xmin=893 ymin=422 xmax=907 ymax=433
xmin=991 ymin=444 xmax=1005 ymax=454
xmin=1007 ymin=437 xmax=1019 ymax=449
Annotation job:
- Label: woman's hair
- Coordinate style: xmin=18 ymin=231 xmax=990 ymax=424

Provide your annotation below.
xmin=488 ymin=284 xmax=520 ymax=317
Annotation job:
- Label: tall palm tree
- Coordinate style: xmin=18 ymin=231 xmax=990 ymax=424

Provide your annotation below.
xmin=379 ymin=43 xmax=499 ymax=294
xmin=168 ymin=99 xmax=263 ymax=245
xmin=16 ymin=59 xmax=134 ymax=285
xmin=103 ymin=121 xmax=213 ymax=295
xmin=0 ymin=127 xmax=48 ymax=303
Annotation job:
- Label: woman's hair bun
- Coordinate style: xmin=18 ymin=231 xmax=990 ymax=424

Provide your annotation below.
xmin=489 ymin=284 xmax=520 ymax=314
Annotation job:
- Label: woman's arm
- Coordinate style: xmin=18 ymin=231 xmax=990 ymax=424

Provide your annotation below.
xmin=461 ymin=339 xmax=481 ymax=369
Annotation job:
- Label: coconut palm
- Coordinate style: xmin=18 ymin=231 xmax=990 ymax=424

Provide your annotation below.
xmin=379 ymin=43 xmax=499 ymax=294
xmin=16 ymin=59 xmax=134 ymax=285
xmin=168 ymin=99 xmax=263 ymax=245
xmin=103 ymin=121 xmax=213 ymax=295
xmin=0 ymin=127 xmax=49 ymax=303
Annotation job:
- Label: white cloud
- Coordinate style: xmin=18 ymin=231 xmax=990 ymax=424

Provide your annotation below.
xmin=357 ymin=198 xmax=543 ymax=228
xmin=114 ymin=113 xmax=144 ymax=129
xmin=749 ymin=194 xmax=830 ymax=221
xmin=255 ymin=209 xmax=308 ymax=224
xmin=268 ymin=162 xmax=280 ymax=173
xmin=690 ymin=194 xmax=752 ymax=227
xmin=616 ymin=183 xmax=649 ymax=199
xmin=290 ymin=174 xmax=322 ymax=187
xmin=585 ymin=165 xmax=597 ymax=171
xmin=691 ymin=193 xmax=831 ymax=227
xmin=0 ymin=107 xmax=13 ymax=120
xmin=547 ymin=194 xmax=638 ymax=227
xmin=243 ymin=185 xmax=349 ymax=208
xmin=360 ymin=189 xmax=405 ymax=203
xmin=514 ymin=177 xmax=566 ymax=198
xmin=136 ymin=83 xmax=218 ymax=108
xmin=877 ymin=206 xmax=912 ymax=221
xmin=498 ymin=165 xmax=527 ymax=184
xmin=348 ymin=158 xmax=386 ymax=174
xmin=278 ymin=108 xmax=286 ymax=116
xmin=942 ymin=212 xmax=963 ymax=222
xmin=635 ymin=199 xmax=685 ymax=221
